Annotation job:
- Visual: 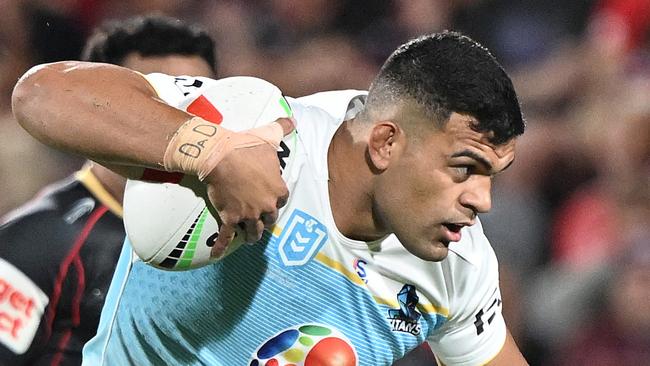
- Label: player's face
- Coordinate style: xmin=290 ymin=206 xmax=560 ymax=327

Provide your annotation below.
xmin=121 ymin=53 xmax=215 ymax=77
xmin=373 ymin=111 xmax=516 ymax=262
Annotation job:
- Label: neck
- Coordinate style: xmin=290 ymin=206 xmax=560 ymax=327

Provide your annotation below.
xmin=89 ymin=162 xmax=127 ymax=203
xmin=327 ymin=121 xmax=385 ymax=242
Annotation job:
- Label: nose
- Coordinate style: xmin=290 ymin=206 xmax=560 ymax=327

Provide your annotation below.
xmin=459 ymin=176 xmax=492 ymax=214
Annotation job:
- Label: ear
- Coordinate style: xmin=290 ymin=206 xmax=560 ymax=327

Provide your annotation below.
xmin=367 ymin=121 xmax=401 ymax=171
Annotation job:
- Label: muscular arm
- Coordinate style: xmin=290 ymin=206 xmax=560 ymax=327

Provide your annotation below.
xmin=11 ymin=61 xmax=191 ymax=176
xmin=432 ymin=329 xmax=526 ymax=366
xmin=12 ymin=61 xmax=293 ymax=246
xmin=485 ymin=329 xmax=528 ymax=366
xmin=400 ymin=329 xmax=526 ymax=366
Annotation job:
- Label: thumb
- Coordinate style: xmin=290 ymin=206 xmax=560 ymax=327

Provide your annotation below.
xmin=276 ymin=117 xmax=296 ymax=136
xmin=246 ymin=117 xmax=295 ymax=148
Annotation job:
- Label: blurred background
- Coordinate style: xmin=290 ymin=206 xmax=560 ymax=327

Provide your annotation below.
xmin=0 ymin=1 xmax=648 ymax=364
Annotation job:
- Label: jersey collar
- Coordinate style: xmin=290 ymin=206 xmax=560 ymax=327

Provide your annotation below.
xmin=75 ymin=165 xmax=123 ymax=218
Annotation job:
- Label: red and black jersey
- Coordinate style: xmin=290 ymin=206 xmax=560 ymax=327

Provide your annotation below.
xmin=0 ymin=167 xmax=124 ymax=366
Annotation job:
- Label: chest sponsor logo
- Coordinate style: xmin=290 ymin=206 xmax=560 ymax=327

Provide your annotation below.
xmin=0 ymin=259 xmax=49 ymax=354
xmin=277 ymin=210 xmax=327 ymax=267
xmin=387 ymin=284 xmax=422 ymax=336
xmin=251 ymin=323 xmax=357 ymax=365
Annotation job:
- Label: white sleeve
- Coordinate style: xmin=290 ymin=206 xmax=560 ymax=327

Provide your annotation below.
xmin=427 ymin=222 xmax=507 ymax=366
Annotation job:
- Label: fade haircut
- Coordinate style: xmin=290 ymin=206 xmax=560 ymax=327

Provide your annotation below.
xmin=363 ymin=31 xmax=524 ymax=144
xmin=81 ymin=15 xmax=216 ymax=73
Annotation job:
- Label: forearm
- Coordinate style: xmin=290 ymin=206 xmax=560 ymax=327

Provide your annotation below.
xmin=11 ymin=61 xmax=191 ymax=170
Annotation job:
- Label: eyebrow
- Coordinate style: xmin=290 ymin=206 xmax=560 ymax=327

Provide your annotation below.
xmin=450 ymin=150 xmax=493 ymax=172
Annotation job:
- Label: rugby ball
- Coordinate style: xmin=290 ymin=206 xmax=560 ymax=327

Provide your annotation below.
xmin=123 ymin=76 xmax=292 ymax=270
xmin=124 ymin=180 xmax=234 ymax=270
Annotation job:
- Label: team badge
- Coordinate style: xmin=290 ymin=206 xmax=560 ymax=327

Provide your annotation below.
xmin=277 ymin=210 xmax=327 ymax=267
xmin=387 ymin=284 xmax=422 ymax=336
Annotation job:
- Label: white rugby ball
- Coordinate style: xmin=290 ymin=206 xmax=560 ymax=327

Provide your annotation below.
xmin=123 ymin=76 xmax=292 ymax=270
xmin=124 ymin=180 xmax=239 ymax=270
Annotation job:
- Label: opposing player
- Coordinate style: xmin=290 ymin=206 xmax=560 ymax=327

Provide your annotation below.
xmin=0 ymin=15 xmax=215 ymax=365
xmin=13 ymin=32 xmax=529 ymax=365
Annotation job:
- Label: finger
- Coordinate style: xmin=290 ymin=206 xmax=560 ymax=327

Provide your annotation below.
xmin=260 ymin=210 xmax=278 ymax=227
xmin=211 ymin=224 xmax=236 ymax=258
xmin=243 ymin=219 xmax=265 ymax=243
xmin=276 ymin=189 xmax=289 ymax=209
xmin=205 ymin=203 xmax=222 ymax=225
xmin=275 ymin=117 xmax=295 ymax=136
xmin=203 ymin=187 xmax=224 ymax=221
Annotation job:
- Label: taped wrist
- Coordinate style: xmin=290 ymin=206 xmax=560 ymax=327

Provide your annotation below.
xmin=163 ymin=117 xmax=285 ymax=181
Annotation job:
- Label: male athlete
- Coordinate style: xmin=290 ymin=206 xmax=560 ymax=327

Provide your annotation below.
xmin=0 ymin=15 xmax=215 ymax=365
xmin=12 ymin=31 xmax=528 ymax=365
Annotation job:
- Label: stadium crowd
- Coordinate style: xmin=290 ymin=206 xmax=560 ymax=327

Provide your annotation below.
xmin=0 ymin=1 xmax=648 ymax=365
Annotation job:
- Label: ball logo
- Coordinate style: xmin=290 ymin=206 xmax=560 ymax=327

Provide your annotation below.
xmin=174 ymin=76 xmax=204 ymax=96
xmin=159 ymin=208 xmax=210 ymax=270
xmin=277 ymin=210 xmax=328 ymax=268
xmin=250 ymin=324 xmax=357 ymax=366
xmin=277 ymin=140 xmax=291 ymax=170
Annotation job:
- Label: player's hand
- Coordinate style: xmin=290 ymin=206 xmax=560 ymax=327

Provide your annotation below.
xmin=203 ymin=117 xmax=294 ymax=257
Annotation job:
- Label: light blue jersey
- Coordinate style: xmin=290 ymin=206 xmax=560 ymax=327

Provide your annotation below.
xmin=84 ymin=76 xmax=507 ymax=366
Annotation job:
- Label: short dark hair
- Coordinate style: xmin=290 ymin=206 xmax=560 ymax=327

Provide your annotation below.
xmin=366 ymin=31 xmax=524 ymax=144
xmin=81 ymin=15 xmax=216 ymax=73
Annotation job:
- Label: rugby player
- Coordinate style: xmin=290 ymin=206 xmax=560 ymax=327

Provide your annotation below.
xmin=13 ymin=31 xmax=528 ymax=365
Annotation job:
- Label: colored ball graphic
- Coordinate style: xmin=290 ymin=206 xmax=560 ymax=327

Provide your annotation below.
xmin=250 ymin=324 xmax=357 ymax=366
